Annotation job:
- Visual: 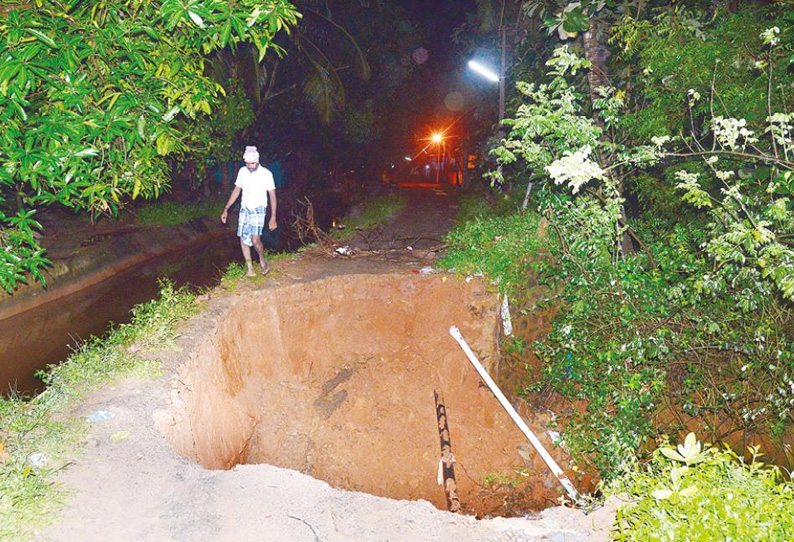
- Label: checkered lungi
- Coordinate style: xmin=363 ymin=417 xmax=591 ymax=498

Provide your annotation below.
xmin=237 ymin=206 xmax=266 ymax=247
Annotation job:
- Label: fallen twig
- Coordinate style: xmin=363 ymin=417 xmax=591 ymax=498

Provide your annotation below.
xmin=286 ymin=515 xmax=321 ymax=542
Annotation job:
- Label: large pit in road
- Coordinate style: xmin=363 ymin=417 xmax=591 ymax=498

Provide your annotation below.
xmin=158 ymin=274 xmax=570 ymax=516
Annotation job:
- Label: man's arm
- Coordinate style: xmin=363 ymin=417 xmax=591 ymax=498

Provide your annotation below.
xmin=268 ymin=189 xmax=277 ymax=230
xmin=221 ymin=186 xmax=242 ymax=224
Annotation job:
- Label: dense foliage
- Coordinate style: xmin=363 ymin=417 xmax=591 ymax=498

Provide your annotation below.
xmin=234 ymin=0 xmax=422 ymax=173
xmin=0 ymin=0 xmax=299 ymax=292
xmin=446 ymin=1 xmax=794 ymax=487
xmin=610 ymin=434 xmax=794 ymax=541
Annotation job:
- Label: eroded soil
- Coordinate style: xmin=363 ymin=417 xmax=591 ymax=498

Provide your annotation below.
xmin=41 ymin=188 xmax=617 ymax=541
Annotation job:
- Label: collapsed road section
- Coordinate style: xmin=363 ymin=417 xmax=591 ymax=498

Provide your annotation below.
xmin=157 ymin=273 xmax=576 ymax=516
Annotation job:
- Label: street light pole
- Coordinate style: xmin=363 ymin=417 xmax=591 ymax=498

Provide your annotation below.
xmin=436 ymin=142 xmax=441 ymax=184
xmin=498 ymin=25 xmax=506 ymax=137
xmin=431 ymin=132 xmax=444 ymax=185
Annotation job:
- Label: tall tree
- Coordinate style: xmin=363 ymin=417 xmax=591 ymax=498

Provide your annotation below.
xmin=0 ymin=0 xmax=300 ymax=292
xmin=217 ymin=0 xmax=422 ymax=175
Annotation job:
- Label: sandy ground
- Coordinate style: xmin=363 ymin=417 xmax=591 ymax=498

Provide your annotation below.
xmin=41 ymin=188 xmax=617 ymax=542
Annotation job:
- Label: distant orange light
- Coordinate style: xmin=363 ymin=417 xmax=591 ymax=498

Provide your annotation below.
xmin=431 ymin=132 xmax=443 ymax=144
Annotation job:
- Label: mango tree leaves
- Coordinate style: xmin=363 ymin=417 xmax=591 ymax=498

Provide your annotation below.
xmin=0 ymin=0 xmax=299 ymax=292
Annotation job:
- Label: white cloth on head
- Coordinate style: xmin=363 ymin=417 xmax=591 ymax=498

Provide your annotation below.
xmin=235 ymin=165 xmax=275 ymax=210
xmin=243 ymin=145 xmax=260 ymax=163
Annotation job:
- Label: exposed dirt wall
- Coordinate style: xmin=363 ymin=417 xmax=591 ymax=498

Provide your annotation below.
xmin=159 ymin=273 xmax=575 ymax=516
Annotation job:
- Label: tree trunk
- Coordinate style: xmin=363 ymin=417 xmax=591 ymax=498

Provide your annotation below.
xmin=221 ymin=162 xmax=230 ymax=190
xmin=583 ymin=18 xmax=634 ymax=254
xmin=583 ymin=18 xmax=608 ymax=128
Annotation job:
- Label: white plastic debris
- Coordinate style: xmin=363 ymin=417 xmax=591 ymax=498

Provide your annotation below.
xmin=419 ymin=266 xmax=435 ymax=274
xmin=547 ymin=430 xmax=567 ymax=450
xmin=501 ymin=295 xmax=513 ymax=336
xmin=335 ymin=246 xmax=353 ymax=255
xmin=28 ymin=452 xmax=50 ymax=468
xmin=86 ymin=409 xmax=115 ymax=422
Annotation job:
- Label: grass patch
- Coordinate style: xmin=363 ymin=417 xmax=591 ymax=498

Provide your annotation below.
xmin=454 ymin=191 xmax=521 ymax=224
xmin=219 ymin=252 xmax=297 ymax=290
xmin=219 ymin=262 xmax=248 ymax=290
xmin=438 ymin=209 xmax=545 ymax=297
xmin=135 ymin=199 xmax=225 ymax=227
xmin=608 ymin=434 xmax=794 ymax=541
xmin=483 ymin=468 xmax=531 ymax=488
xmin=0 ymin=281 xmax=197 ymax=541
xmin=332 ymin=191 xmax=407 ymax=238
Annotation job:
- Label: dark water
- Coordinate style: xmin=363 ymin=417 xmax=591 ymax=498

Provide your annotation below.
xmin=0 ymin=234 xmax=241 ymax=395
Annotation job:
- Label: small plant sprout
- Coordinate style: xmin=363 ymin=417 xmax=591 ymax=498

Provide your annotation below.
xmin=659 ymin=432 xmax=708 ymax=466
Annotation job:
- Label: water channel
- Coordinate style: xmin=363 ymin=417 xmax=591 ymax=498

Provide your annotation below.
xmin=0 ymin=234 xmax=241 ymax=395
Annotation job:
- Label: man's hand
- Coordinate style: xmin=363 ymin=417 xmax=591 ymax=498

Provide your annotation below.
xmin=222 ymin=187 xmax=241 ymax=223
xmin=268 ymin=216 xmax=277 ymax=231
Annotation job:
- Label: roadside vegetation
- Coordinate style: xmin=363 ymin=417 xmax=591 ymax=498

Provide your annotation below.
xmin=446 ymin=2 xmax=794 ymax=539
xmin=608 ymin=434 xmax=794 ymax=541
xmin=0 ymin=282 xmax=196 ymax=541
xmin=439 ymin=194 xmax=545 ymax=299
xmin=0 ymin=1 xmax=300 ymax=292
xmin=135 ymin=199 xmax=226 ymax=227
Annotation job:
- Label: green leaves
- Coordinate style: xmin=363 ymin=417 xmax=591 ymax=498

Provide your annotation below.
xmin=659 ymin=433 xmax=707 ymax=466
xmin=651 ymin=465 xmax=700 ymax=503
xmin=0 ymin=209 xmax=51 ymax=293
xmin=0 ymin=0 xmax=299 ymax=291
xmin=24 ymin=28 xmax=56 ymax=48
xmin=612 ymin=436 xmax=794 ymax=541
xmin=562 ymin=8 xmax=589 ymax=35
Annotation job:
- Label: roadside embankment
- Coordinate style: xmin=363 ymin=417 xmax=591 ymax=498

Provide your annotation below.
xmin=0 ymin=216 xmax=233 ymax=321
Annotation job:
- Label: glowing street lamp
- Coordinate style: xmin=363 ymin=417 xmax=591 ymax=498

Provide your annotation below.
xmin=467 ymin=60 xmax=499 ymax=83
xmin=468 ymin=27 xmax=507 ymax=135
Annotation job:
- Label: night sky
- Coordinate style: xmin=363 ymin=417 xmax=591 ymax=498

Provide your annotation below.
xmin=391 ymin=0 xmax=479 ymax=152
xmin=401 ymin=0 xmax=476 ymax=61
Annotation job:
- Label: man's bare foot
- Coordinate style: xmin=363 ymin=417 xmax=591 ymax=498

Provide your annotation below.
xmin=261 ymin=264 xmax=271 ymax=276
xmin=246 ymin=268 xmax=256 ymax=277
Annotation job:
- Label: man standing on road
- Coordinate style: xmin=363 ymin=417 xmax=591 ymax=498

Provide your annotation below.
xmin=221 ymin=146 xmax=278 ymax=277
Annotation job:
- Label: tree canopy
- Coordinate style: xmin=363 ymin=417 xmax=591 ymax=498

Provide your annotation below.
xmin=0 ymin=0 xmax=300 ymax=292
xmin=444 ymin=0 xmax=794 ymax=483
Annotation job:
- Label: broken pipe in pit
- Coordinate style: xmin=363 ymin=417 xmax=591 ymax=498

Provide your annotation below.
xmin=434 ymin=389 xmax=461 ymax=513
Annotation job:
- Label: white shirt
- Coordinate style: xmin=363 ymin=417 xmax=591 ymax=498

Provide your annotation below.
xmin=235 ymin=165 xmax=275 ymax=209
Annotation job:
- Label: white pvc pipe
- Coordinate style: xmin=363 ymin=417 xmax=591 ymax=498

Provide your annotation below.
xmin=449 ymin=326 xmax=582 ymax=505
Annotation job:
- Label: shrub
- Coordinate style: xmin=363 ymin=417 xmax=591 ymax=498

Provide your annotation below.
xmin=440 ymin=208 xmax=545 ymax=298
xmin=610 ymin=434 xmax=794 ymax=542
